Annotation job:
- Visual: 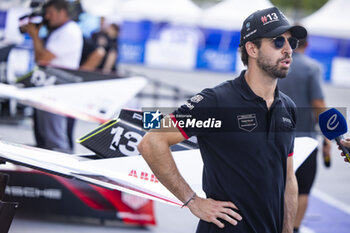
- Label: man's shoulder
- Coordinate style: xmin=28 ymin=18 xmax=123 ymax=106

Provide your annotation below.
xmin=212 ymin=79 xmax=234 ymax=91
xmin=210 ymin=79 xmax=238 ymax=99
xmin=295 ymin=52 xmax=322 ymax=70
xmin=188 ymin=80 xmax=235 ymax=109
xmin=279 ymin=91 xmax=296 ymax=109
xmin=191 ymin=73 xmax=242 ymax=108
xmin=212 ymin=73 xmax=244 ymax=94
xmin=63 ymin=21 xmax=81 ymax=33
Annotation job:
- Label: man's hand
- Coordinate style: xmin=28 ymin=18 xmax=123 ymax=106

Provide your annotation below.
xmin=21 ymin=23 xmax=40 ymax=38
xmin=20 ymin=23 xmax=55 ymax=63
xmin=339 ymin=138 xmax=350 ymax=162
xmin=188 ymin=195 xmax=242 ymax=229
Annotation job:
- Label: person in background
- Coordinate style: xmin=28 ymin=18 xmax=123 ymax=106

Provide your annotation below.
xmin=278 ymin=30 xmax=331 ymax=233
xmin=338 ymin=138 xmax=350 ymax=162
xmin=92 ymin=22 xmax=119 ymax=73
xmin=79 ymin=37 xmax=106 ymax=71
xmin=21 ymin=0 xmax=83 ymax=151
xmin=65 ymin=37 xmax=106 ymax=151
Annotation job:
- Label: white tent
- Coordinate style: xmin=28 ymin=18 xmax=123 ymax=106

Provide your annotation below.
xmin=301 ymin=0 xmax=350 ymax=87
xmin=199 ymin=0 xmax=273 ymax=30
xmin=0 ymin=0 xmax=31 ymax=10
xmin=3 ymin=7 xmax=31 ymax=43
xmin=119 ymin=0 xmax=201 ymax=25
xmin=80 ymin=0 xmax=127 ymax=18
xmin=302 ymin=0 xmax=350 ymax=39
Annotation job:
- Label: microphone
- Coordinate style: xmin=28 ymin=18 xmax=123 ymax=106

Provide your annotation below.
xmin=319 ymin=108 xmax=350 ymax=163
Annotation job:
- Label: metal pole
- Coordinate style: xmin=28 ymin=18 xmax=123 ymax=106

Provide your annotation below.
xmin=0 ymin=172 xmax=19 ymax=233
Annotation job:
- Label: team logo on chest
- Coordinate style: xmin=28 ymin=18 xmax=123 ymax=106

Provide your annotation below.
xmin=237 ymin=114 xmax=258 ymax=132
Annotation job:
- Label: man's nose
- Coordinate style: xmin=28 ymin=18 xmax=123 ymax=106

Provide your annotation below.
xmin=282 ymin=39 xmax=293 ymax=55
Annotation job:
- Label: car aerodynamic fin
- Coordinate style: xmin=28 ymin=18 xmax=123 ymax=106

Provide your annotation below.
xmin=78 ymin=108 xmax=198 ymax=158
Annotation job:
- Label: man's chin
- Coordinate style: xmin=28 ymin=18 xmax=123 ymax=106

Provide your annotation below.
xmin=277 ymin=74 xmax=288 ymax=79
xmin=277 ymin=68 xmax=289 ymax=79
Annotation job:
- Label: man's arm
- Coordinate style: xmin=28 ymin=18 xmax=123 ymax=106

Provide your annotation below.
xmin=311 ymin=99 xmax=326 ymax=118
xmin=312 ymin=99 xmax=332 ymax=165
xmin=80 ymin=47 xmax=105 ymax=71
xmin=282 ymin=156 xmax=298 ymax=233
xmin=137 ymin=116 xmax=242 ymax=229
xmin=22 ymin=23 xmax=56 ymax=63
xmin=102 ymin=50 xmax=117 ymax=72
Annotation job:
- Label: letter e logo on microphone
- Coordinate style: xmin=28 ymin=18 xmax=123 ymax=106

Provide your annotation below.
xmin=327 ymin=114 xmax=339 ymax=131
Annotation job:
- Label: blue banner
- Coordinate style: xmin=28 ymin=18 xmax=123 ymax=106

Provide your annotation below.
xmin=197 ymin=48 xmax=237 ymax=72
xmin=0 ymin=11 xmax=6 ymax=29
xmin=196 ymin=28 xmax=240 ymax=72
xmin=118 ymin=40 xmax=145 ymax=64
xmin=306 ymin=35 xmax=350 ymax=82
xmin=120 ymin=20 xmax=153 ymax=42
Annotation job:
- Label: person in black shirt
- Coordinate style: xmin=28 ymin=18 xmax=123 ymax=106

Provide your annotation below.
xmin=138 ymin=7 xmax=307 ymax=233
xmin=92 ymin=23 xmax=119 ymax=72
xmin=80 ymin=37 xmax=106 ymax=71
xmin=278 ymin=33 xmax=331 ymax=233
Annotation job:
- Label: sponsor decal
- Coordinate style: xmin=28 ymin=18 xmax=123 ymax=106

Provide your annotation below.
xmin=31 ymin=69 xmax=56 ymax=86
xmin=117 ymin=212 xmax=153 ymax=221
xmin=261 ymin=12 xmax=279 ymax=26
xmin=327 ymin=114 xmax=339 ymax=131
xmin=5 ymin=186 xmax=62 ymax=200
xmin=185 ymin=102 xmax=195 ymax=110
xmin=246 ymin=22 xmax=251 ymax=31
xmin=128 ymin=170 xmax=159 ymax=183
xmin=190 ymin=94 xmax=204 ymax=103
xmin=243 ymin=29 xmax=257 ymax=40
xmin=121 ymin=192 xmax=150 ymax=210
xmin=143 ymin=109 xmax=162 ymax=129
xmin=109 ymin=126 xmax=142 ymax=156
xmin=282 ymin=116 xmax=294 ymax=128
xmin=132 ymin=112 xmax=142 ymax=121
xmin=237 ymin=114 xmax=258 ymax=132
xmin=282 ymin=117 xmax=292 ymax=124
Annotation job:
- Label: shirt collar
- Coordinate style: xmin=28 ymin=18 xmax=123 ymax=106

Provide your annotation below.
xmin=236 ymin=70 xmax=280 ymax=102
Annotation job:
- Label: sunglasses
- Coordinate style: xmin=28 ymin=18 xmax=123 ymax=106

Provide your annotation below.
xmin=271 ymin=36 xmax=299 ymax=50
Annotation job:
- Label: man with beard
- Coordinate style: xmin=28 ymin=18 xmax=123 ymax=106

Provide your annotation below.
xmin=138 ymin=7 xmax=306 ymax=233
xmin=21 ymin=0 xmax=83 ymax=151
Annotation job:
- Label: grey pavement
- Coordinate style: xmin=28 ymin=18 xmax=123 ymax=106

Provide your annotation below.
xmin=2 ymin=64 xmax=350 ymax=232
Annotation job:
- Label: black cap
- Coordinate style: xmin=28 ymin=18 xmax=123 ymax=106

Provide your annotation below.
xmin=239 ymin=7 xmax=307 ymax=46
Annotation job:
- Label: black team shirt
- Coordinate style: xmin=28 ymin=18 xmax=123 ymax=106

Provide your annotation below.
xmin=172 ymin=70 xmax=296 ymax=233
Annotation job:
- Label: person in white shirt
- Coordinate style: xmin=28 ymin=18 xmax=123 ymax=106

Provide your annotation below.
xmin=21 ymin=0 xmax=83 ymax=151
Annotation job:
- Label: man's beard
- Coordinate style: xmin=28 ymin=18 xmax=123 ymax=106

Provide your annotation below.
xmin=257 ymin=53 xmax=291 ymax=79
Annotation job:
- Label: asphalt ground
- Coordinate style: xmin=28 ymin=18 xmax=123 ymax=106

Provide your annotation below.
xmin=2 ymin=64 xmax=350 ymax=233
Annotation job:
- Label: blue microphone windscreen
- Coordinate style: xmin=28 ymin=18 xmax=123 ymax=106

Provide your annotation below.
xmin=319 ymin=108 xmax=348 ymax=140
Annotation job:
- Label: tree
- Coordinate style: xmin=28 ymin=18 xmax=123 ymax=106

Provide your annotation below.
xmin=270 ymin=0 xmax=329 ymax=13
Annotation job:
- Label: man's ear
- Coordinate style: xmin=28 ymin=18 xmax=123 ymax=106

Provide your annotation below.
xmin=245 ymin=41 xmax=259 ymax=59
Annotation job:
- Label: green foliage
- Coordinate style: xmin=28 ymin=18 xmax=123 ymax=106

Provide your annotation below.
xmin=270 ymin=0 xmax=329 ymax=11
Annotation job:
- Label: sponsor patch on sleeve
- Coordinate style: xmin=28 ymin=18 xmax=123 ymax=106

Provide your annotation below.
xmin=190 ymin=94 xmax=204 ymax=103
